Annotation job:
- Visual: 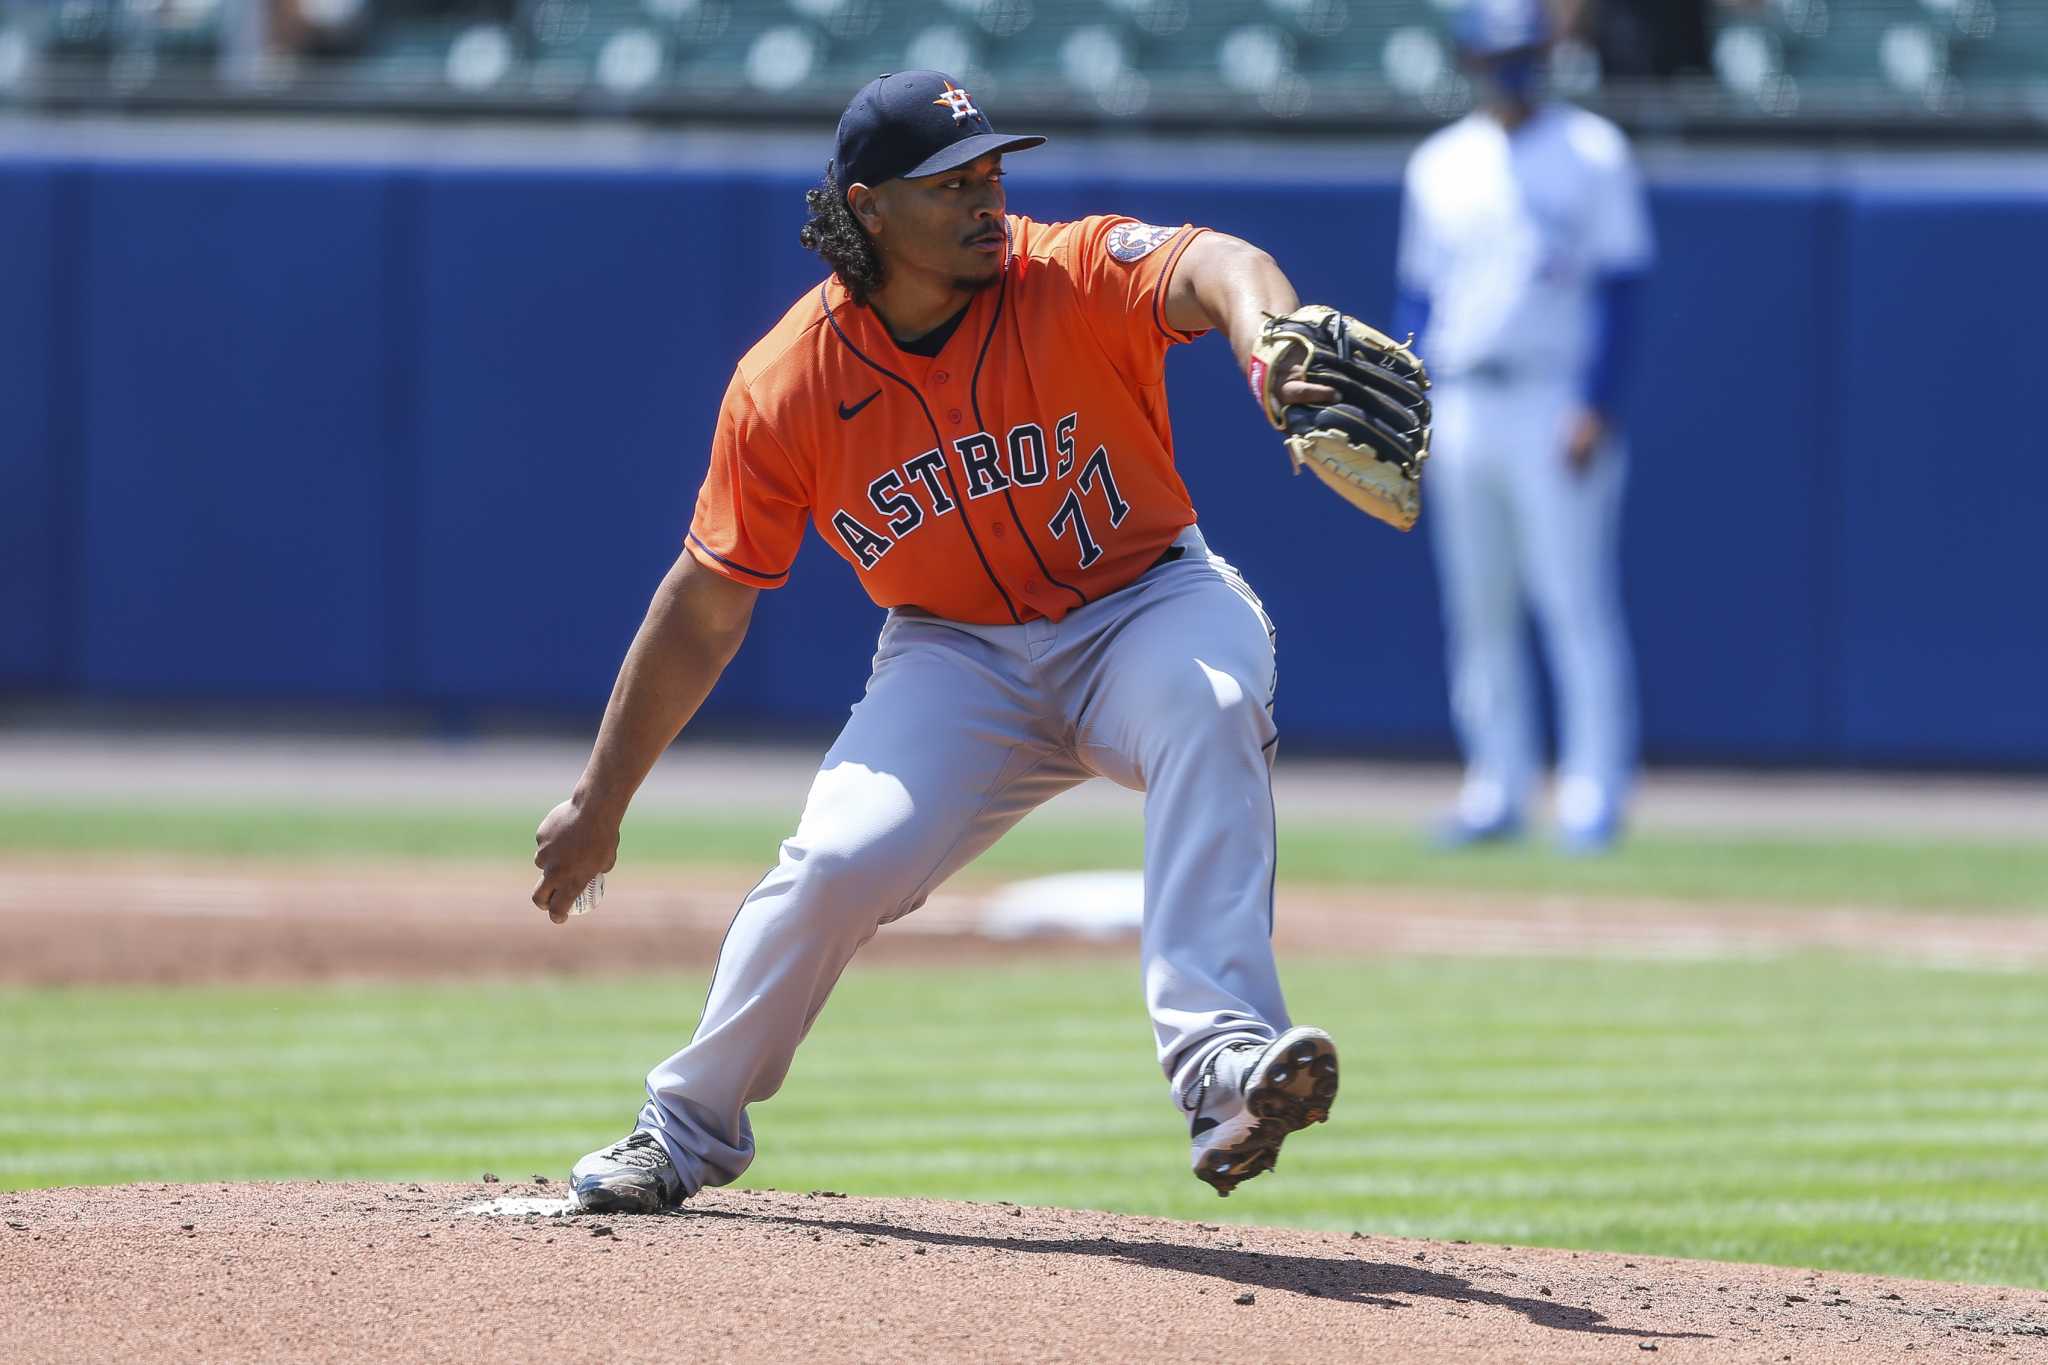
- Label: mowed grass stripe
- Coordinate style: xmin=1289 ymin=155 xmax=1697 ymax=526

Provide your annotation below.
xmin=5 ymin=799 xmax=2047 ymax=908
xmin=5 ymin=956 xmax=2046 ymax=1286
xmin=1374 ymin=1089 xmax=2048 ymax=1119
xmin=53 ymin=1036 xmax=2048 ymax=1082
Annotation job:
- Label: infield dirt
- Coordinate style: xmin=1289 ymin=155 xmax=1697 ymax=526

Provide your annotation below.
xmin=8 ymin=854 xmax=2048 ymax=986
xmin=4 ymin=1181 xmax=2044 ymax=1363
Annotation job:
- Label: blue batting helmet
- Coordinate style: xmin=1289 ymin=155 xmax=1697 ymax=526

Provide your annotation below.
xmin=1454 ymin=0 xmax=1553 ymax=57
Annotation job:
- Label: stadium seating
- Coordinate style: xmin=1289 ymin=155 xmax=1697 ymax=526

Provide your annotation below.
xmin=6 ymin=0 xmax=224 ymax=65
xmin=0 ymin=1 xmax=2041 ymax=128
xmin=1708 ymin=0 xmax=2048 ymax=110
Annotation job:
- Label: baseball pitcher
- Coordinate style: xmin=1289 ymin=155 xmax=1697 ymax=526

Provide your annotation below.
xmin=531 ymin=70 xmax=1430 ymax=1213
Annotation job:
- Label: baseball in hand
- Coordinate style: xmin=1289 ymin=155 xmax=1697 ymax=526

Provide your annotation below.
xmin=569 ymin=873 xmax=605 ymax=917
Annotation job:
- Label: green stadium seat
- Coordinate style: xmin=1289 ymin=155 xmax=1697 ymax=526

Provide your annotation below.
xmin=139 ymin=0 xmax=225 ymax=62
xmin=39 ymin=0 xmax=120 ymax=56
xmin=518 ymin=0 xmax=647 ymax=90
xmin=1788 ymin=7 xmax=1906 ymax=87
xmin=1946 ymin=3 xmax=2048 ymax=90
xmin=312 ymin=0 xmax=2043 ymax=114
xmin=350 ymin=16 xmax=513 ymax=91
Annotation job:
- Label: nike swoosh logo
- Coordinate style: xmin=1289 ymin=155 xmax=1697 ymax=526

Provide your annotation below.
xmin=838 ymin=389 xmax=881 ymax=421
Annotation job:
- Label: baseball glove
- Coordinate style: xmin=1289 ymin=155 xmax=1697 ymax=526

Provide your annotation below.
xmin=1249 ymin=305 xmax=1432 ymax=532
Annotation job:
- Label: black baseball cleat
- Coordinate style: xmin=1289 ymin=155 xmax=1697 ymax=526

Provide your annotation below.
xmin=569 ymin=1130 xmax=689 ymax=1214
xmin=1186 ymin=1026 xmax=1339 ymax=1197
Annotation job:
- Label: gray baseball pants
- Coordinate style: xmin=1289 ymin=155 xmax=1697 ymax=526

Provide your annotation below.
xmin=636 ymin=525 xmax=1292 ymax=1194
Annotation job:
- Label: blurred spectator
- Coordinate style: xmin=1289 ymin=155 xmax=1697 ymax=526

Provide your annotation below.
xmin=1396 ymin=0 xmax=1654 ymax=854
xmin=223 ymin=0 xmax=374 ymax=76
xmin=233 ymin=0 xmax=506 ymax=73
xmin=1555 ymin=0 xmax=1760 ymax=81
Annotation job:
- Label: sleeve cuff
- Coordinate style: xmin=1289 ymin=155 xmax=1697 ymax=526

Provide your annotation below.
xmin=1152 ymin=226 xmax=1212 ymax=345
xmin=686 ymin=532 xmax=790 ymax=588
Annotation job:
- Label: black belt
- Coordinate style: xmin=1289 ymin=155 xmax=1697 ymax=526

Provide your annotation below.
xmin=1097 ymin=544 xmax=1184 ymax=605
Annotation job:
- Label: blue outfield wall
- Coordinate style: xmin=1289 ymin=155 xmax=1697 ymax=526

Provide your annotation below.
xmin=0 ymin=162 xmax=61 ymax=688
xmin=2 ymin=153 xmax=2044 ymax=765
xmin=1833 ymin=189 xmax=2048 ymax=765
xmin=75 ymin=162 xmax=399 ymax=700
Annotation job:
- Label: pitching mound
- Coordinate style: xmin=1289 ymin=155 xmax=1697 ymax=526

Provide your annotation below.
xmin=3 ymin=1183 xmax=2042 ymax=1363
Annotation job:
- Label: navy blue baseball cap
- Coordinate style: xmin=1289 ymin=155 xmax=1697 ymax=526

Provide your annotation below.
xmin=831 ymin=70 xmax=1046 ymax=190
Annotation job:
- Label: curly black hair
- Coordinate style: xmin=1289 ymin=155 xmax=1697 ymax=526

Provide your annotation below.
xmin=799 ymin=171 xmax=883 ymax=306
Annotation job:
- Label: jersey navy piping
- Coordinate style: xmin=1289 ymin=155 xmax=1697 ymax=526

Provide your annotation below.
xmin=970 ymin=233 xmax=1089 ymax=611
xmin=818 ymin=281 xmax=1023 ymax=626
xmin=688 ymin=530 xmax=788 ymax=585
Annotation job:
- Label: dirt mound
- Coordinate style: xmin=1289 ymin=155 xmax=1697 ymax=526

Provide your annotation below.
xmin=3 ymin=1183 xmax=2041 ymax=1363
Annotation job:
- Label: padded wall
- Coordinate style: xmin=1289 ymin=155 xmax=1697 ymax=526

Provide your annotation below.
xmin=1620 ymin=185 xmax=1841 ymax=759
xmin=409 ymin=168 xmax=738 ymax=708
xmin=1833 ymin=188 xmax=2048 ymax=764
xmin=0 ymin=161 xmax=63 ymax=686
xmin=73 ymin=163 xmax=397 ymax=698
xmin=3 ymin=151 xmax=2043 ymax=766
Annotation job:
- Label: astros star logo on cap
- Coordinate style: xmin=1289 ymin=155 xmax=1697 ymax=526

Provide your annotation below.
xmin=931 ymin=81 xmax=980 ymax=124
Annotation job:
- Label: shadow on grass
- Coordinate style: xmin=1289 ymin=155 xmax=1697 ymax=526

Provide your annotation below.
xmin=690 ymin=1206 xmax=1714 ymax=1342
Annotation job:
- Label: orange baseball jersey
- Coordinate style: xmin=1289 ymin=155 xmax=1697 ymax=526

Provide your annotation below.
xmin=685 ymin=213 xmax=1212 ymax=625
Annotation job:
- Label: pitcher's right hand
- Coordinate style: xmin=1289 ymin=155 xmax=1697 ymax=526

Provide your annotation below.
xmin=532 ymin=797 xmax=619 ymax=925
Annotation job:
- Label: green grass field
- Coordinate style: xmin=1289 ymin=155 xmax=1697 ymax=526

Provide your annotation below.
xmin=5 ymin=799 xmax=2046 ymax=908
xmin=6 ymin=800 xmax=2045 ymax=1288
xmin=5 ymin=958 xmax=2046 ymax=1288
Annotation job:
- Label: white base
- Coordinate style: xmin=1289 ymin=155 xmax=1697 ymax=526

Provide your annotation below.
xmin=979 ymin=870 xmax=1145 ymax=940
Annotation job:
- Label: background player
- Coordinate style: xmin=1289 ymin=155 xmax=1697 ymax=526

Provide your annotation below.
xmin=1396 ymin=0 xmax=1654 ymax=854
xmin=528 ymin=71 xmax=1411 ymax=1212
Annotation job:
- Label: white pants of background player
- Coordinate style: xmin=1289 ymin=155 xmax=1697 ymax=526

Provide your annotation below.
xmin=634 ymin=526 xmax=1293 ymax=1195
xmin=1427 ymin=376 xmax=1636 ymax=835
